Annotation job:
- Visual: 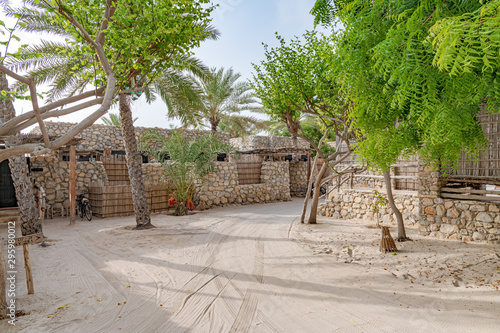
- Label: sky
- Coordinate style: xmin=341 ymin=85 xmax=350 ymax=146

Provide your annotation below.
xmin=6 ymin=0 xmax=330 ymax=130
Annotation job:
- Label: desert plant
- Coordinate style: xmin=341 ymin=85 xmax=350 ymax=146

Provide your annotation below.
xmin=140 ymin=130 xmax=233 ymax=216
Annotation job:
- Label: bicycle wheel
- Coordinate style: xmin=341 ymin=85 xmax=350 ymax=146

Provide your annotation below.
xmin=84 ymin=202 xmax=92 ymax=221
xmin=78 ymin=203 xmax=83 ymax=218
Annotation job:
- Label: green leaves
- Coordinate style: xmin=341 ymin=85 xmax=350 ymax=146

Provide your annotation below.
xmin=139 ymin=130 xmax=233 ymax=212
xmin=5 ymin=0 xmax=215 ymax=96
xmin=310 ymin=0 xmax=494 ymax=171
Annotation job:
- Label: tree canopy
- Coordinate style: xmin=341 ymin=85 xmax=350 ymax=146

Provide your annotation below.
xmin=311 ymin=0 xmax=496 ymax=171
xmin=252 ymin=31 xmax=349 ymax=155
xmin=164 ymin=67 xmax=261 ymax=133
xmin=0 ymin=0 xmax=216 ymax=162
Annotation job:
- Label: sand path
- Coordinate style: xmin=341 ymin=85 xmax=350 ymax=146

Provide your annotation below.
xmin=2 ymin=199 xmax=498 ymax=332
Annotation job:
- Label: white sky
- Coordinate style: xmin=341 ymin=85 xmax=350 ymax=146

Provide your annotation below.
xmin=4 ymin=0 xmax=329 ymax=130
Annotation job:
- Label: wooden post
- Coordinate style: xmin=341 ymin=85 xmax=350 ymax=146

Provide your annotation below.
xmin=307 ymin=153 xmax=311 ymax=182
xmin=22 ymin=244 xmax=34 ymax=295
xmin=14 ymin=233 xmax=43 ymax=295
xmin=70 ymin=145 xmax=76 ymax=224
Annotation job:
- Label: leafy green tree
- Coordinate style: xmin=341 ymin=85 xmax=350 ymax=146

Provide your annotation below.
xmin=139 ymin=130 xmax=233 ymax=216
xmin=312 ymin=0 xmax=492 ymax=169
xmin=252 ymin=31 xmax=362 ymax=224
xmin=2 ymin=0 xmax=215 ymax=229
xmin=310 ymin=0 xmax=499 ymax=240
xmin=166 ymin=67 xmax=262 ymax=133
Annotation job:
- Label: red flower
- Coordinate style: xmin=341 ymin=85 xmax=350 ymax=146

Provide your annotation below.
xmin=168 ymin=197 xmax=177 ymax=207
xmin=186 ymin=199 xmax=195 ymax=211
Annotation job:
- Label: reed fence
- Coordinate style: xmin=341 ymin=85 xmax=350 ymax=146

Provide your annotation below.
xmin=235 ymin=155 xmax=262 ymax=185
xmin=102 ymin=154 xmax=130 ymax=183
xmin=88 ymin=183 xmax=171 ymax=218
xmin=445 ymin=107 xmax=500 ymax=180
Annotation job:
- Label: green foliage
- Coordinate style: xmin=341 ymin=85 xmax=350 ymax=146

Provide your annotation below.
xmin=101 ymin=113 xmax=137 ymax=126
xmin=5 ymin=0 xmax=215 ymax=98
xmin=252 ymin=31 xmax=348 ymax=160
xmin=252 ymin=31 xmax=342 ymax=125
xmin=165 ymin=67 xmax=262 ymax=133
xmin=371 ymin=190 xmax=389 ymax=215
xmin=311 ymin=0 xmax=493 ymax=171
xmin=139 ymin=130 xmax=233 ymax=215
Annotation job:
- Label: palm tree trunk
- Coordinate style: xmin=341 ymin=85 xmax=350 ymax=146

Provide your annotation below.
xmin=118 ymin=93 xmax=153 ymax=229
xmin=0 ymin=73 xmax=41 ymax=236
xmin=307 ymin=162 xmax=329 ymax=224
xmin=211 ymin=119 xmax=220 ymax=133
xmin=383 ymin=170 xmax=406 ymax=240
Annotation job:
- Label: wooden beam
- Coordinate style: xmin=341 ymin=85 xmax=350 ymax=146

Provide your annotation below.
xmin=70 ymin=145 xmax=76 ymax=224
xmin=442 ymin=177 xmax=500 ymax=186
xmin=441 ymin=193 xmax=500 ymax=203
xmin=441 ymin=187 xmax=500 ymax=195
xmin=22 ymin=244 xmax=34 ymax=295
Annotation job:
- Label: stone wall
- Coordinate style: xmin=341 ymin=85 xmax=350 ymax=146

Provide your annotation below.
xmin=230 ymin=136 xmax=309 ymax=150
xmin=319 ymin=189 xmax=419 ymax=226
xmin=318 ymin=162 xmax=500 ymax=244
xmin=142 ymin=163 xmax=164 ymax=184
xmin=195 ymin=161 xmax=290 ymax=209
xmin=289 ymin=161 xmax=308 ymax=196
xmin=32 ymin=122 xmax=229 ymax=151
xmin=419 ymin=198 xmax=500 ymax=244
xmin=30 ymin=154 xmax=108 ymax=211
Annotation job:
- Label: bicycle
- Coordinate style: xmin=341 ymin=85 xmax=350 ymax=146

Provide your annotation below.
xmin=76 ymin=193 xmax=92 ymax=221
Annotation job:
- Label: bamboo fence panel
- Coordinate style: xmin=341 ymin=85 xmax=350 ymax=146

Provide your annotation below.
xmin=447 ymin=107 xmax=500 ymax=180
xmin=394 ymin=164 xmax=418 ymax=191
xmin=102 ymin=154 xmax=130 ymax=183
xmin=235 ymin=154 xmax=262 ymax=185
xmin=88 ymin=183 xmax=171 ymax=218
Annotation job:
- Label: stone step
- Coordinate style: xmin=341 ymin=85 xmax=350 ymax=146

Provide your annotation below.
xmin=0 ymin=208 xmax=20 ymax=224
xmin=0 ymin=208 xmax=19 ymax=217
xmin=0 ymin=216 xmax=19 ymax=224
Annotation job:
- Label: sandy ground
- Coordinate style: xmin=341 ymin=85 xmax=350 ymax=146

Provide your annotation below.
xmin=1 ymin=198 xmax=499 ymax=332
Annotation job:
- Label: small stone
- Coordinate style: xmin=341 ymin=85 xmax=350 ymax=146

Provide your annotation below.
xmin=447 ymin=208 xmax=459 ymax=218
xmin=489 ymin=205 xmax=499 ymax=213
xmin=476 ymin=212 xmax=493 ymax=223
xmin=470 ymin=205 xmax=486 ymax=212
xmin=440 ymin=224 xmax=459 ymax=236
xmin=425 ymin=207 xmax=437 ymax=215
xmin=422 ymin=198 xmax=433 ymax=207
xmin=472 ymin=232 xmax=486 ymax=241
xmin=436 ymin=205 xmax=445 ymax=216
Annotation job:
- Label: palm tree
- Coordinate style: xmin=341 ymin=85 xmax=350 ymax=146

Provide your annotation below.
xmin=101 ymin=113 xmax=137 ymax=126
xmin=164 ymin=67 xmax=262 ymax=133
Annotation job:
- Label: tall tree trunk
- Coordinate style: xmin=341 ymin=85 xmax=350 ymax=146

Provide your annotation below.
xmin=0 ymin=73 xmax=41 ymax=236
xmin=307 ymin=162 xmax=329 ymax=224
xmin=383 ymin=170 xmax=407 ymax=240
xmin=0 ymin=72 xmax=42 ymax=317
xmin=8 ymin=156 xmax=41 ymax=235
xmin=118 ymin=93 xmax=153 ymax=229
